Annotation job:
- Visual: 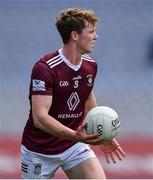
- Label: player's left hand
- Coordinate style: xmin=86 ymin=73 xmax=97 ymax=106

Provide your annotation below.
xmin=98 ymin=138 xmax=125 ymax=164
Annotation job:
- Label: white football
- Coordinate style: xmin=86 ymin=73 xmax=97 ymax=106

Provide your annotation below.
xmin=85 ymin=106 xmax=120 ymax=141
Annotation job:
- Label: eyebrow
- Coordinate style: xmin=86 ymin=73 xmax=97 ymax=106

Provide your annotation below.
xmin=89 ymin=27 xmax=96 ymax=31
xmin=85 ymin=24 xmax=96 ymax=30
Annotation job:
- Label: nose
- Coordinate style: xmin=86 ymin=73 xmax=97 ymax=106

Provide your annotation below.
xmin=94 ymin=31 xmax=98 ymax=40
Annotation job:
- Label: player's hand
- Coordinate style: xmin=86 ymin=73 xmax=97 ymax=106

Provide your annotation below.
xmin=99 ymin=138 xmax=125 ymax=164
xmin=74 ymin=122 xmax=102 ymax=145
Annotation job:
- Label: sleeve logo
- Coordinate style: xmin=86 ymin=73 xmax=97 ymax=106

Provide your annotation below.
xmin=32 ymin=79 xmax=45 ymax=91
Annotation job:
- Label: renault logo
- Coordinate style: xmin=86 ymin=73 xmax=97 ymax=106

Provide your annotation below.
xmin=67 ymin=92 xmax=80 ymax=111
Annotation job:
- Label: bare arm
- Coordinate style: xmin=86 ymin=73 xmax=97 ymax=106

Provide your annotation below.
xmin=32 ymin=95 xmax=76 ymax=140
xmin=32 ymin=95 xmax=102 ymax=145
xmin=84 ymin=91 xmax=97 ymax=117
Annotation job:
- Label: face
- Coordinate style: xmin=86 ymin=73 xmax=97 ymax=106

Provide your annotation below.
xmin=76 ymin=23 xmax=98 ymax=54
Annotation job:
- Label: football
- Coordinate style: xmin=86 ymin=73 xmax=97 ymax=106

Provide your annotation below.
xmin=85 ymin=106 xmax=120 ymax=141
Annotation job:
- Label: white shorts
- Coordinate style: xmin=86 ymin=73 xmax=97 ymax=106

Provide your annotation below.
xmin=21 ymin=142 xmax=96 ymax=179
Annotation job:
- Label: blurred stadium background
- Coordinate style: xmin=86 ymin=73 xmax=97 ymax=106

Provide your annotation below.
xmin=0 ymin=0 xmax=153 ymax=178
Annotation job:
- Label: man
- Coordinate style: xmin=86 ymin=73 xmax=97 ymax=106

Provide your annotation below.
xmin=21 ymin=8 xmax=125 ymax=179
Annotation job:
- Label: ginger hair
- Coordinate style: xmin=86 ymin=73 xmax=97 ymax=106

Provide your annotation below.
xmin=55 ymin=8 xmax=98 ymax=44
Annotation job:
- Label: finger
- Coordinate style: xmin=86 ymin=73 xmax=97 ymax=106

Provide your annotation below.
xmin=104 ymin=153 xmax=110 ymax=164
xmin=114 ymin=149 xmax=122 ymax=161
xmin=112 ymin=139 xmax=125 ymax=157
xmin=109 ymin=153 xmax=116 ymax=164
xmin=84 ymin=137 xmax=102 ymax=145
xmin=112 ymin=139 xmax=120 ymax=147
xmin=84 ymin=133 xmax=100 ymax=140
xmin=78 ymin=122 xmax=87 ymax=130
xmin=117 ymin=146 xmax=125 ymax=157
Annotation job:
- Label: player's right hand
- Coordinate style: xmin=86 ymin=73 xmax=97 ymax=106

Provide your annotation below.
xmin=74 ymin=122 xmax=103 ymax=145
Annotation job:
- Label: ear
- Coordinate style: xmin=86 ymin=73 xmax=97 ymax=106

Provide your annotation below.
xmin=71 ymin=31 xmax=79 ymax=41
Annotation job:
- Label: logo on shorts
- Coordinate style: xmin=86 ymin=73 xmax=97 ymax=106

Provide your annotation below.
xmin=33 ymin=163 xmax=42 ymax=175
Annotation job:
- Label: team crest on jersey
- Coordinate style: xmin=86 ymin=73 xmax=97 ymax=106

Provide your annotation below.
xmin=33 ymin=163 xmax=42 ymax=175
xmin=86 ymin=74 xmax=93 ymax=86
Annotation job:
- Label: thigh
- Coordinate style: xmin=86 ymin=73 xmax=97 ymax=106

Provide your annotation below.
xmin=65 ymin=157 xmax=106 ymax=179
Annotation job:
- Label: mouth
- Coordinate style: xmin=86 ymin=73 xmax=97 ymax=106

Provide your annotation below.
xmin=91 ymin=42 xmax=95 ymax=48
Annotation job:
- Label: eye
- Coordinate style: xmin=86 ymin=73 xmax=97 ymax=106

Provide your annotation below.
xmin=89 ymin=30 xmax=95 ymax=33
xmin=90 ymin=28 xmax=96 ymax=33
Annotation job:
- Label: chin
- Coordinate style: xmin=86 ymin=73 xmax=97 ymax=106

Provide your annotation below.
xmin=87 ymin=49 xmax=93 ymax=54
xmin=83 ymin=48 xmax=92 ymax=54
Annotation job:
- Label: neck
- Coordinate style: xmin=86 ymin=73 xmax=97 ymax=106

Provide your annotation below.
xmin=62 ymin=43 xmax=82 ymax=65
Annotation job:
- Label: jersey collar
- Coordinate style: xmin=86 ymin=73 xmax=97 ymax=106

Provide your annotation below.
xmin=58 ymin=48 xmax=83 ymax=71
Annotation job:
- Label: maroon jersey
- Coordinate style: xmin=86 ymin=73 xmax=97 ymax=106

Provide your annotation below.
xmin=22 ymin=49 xmax=97 ymax=154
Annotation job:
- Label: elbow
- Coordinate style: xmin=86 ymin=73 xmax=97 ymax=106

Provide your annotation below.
xmin=32 ymin=112 xmax=44 ymax=129
xmin=33 ymin=114 xmax=41 ymax=128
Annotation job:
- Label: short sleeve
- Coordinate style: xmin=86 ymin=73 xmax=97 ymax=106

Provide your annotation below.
xmin=30 ymin=61 xmax=54 ymax=95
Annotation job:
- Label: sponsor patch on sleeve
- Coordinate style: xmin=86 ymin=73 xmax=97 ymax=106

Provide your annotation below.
xmin=32 ymin=79 xmax=45 ymax=91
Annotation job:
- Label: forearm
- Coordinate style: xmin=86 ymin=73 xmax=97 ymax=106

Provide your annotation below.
xmin=33 ymin=114 xmax=76 ymax=141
